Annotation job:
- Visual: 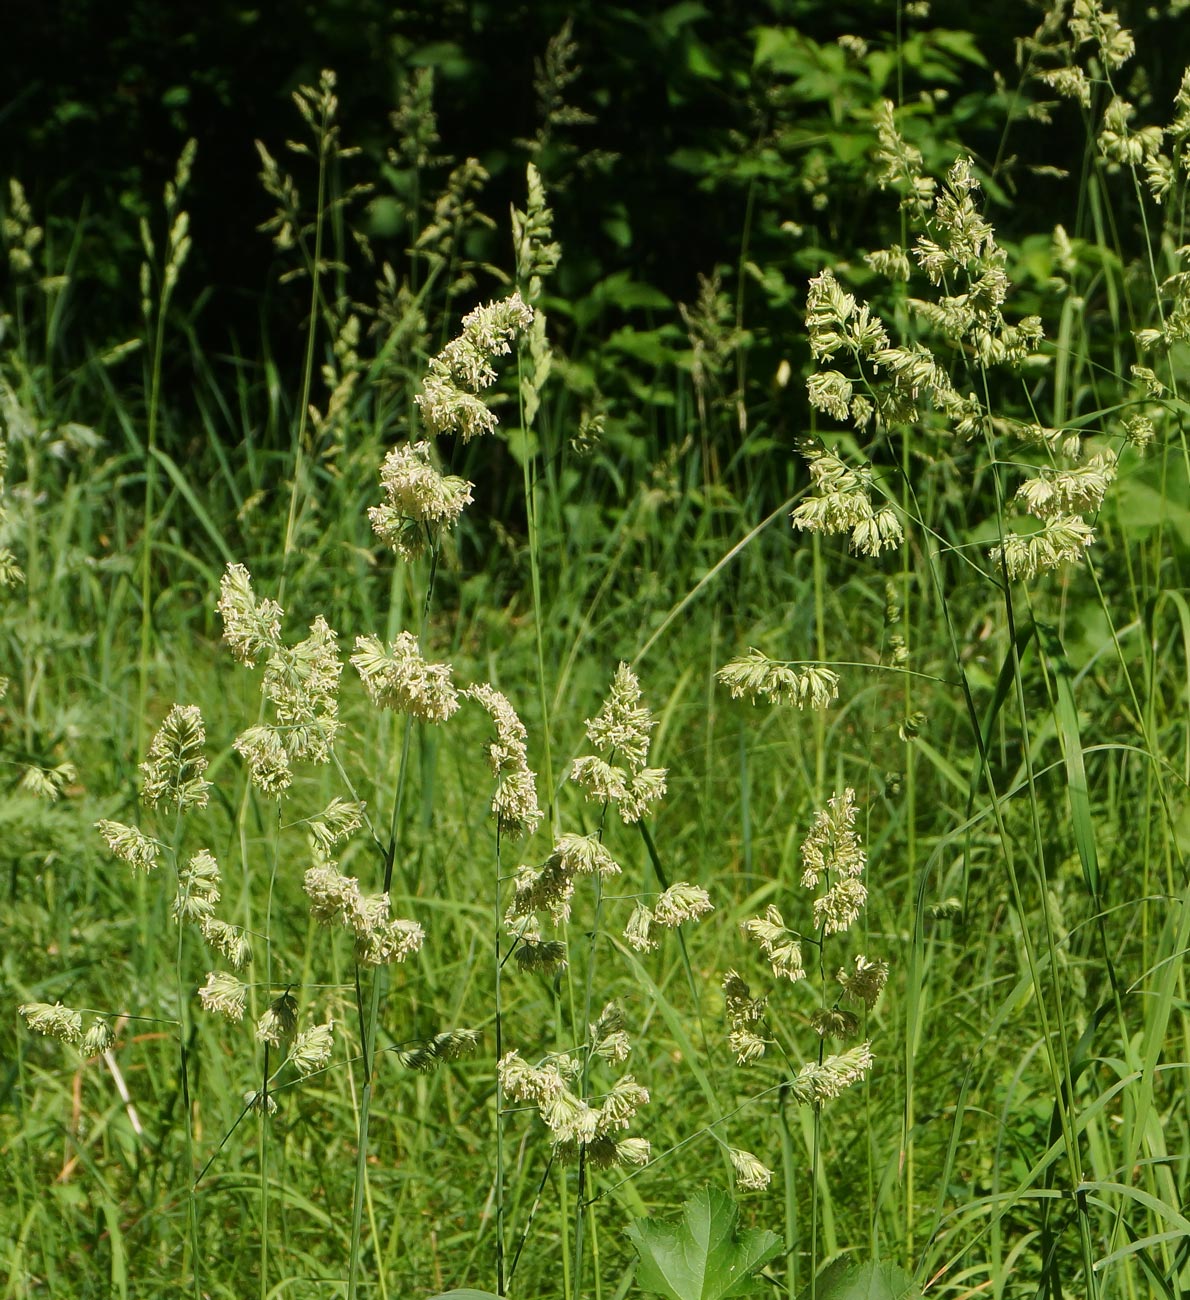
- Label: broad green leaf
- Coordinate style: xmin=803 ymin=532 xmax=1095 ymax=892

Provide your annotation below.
xmin=795 ymin=1257 xmax=920 ymax=1300
xmin=627 ymin=1186 xmax=782 ymax=1300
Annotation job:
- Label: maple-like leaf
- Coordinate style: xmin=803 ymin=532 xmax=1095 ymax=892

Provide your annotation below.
xmin=626 ymin=1186 xmax=783 ymax=1300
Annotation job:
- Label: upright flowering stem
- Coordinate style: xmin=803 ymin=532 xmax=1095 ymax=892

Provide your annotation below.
xmin=278 ymin=127 xmax=326 ymax=604
xmin=171 ymin=816 xmax=203 ymax=1300
xmin=899 ymin=425 xmax=917 ymax=1260
xmin=494 ymin=824 xmax=507 ymax=1296
xmin=136 ymin=143 xmax=195 ymax=761
xmin=520 ymin=419 xmax=556 ymax=830
xmin=346 ymin=704 xmax=416 ymax=1300
xmin=570 ymin=865 xmax=605 ymax=1300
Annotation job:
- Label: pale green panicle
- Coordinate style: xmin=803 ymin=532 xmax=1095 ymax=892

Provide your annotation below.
xmin=729 ymin=1147 xmax=773 ymax=1192
xmin=789 ymin=1044 xmax=876 ymax=1104
xmin=415 ymin=294 xmax=534 ymax=441
xmin=303 ymin=854 xmax=425 ymax=967
xmin=18 ymin=762 xmax=77 ymax=802
xmin=465 ymin=682 xmax=543 ymax=839
xmin=173 ymin=849 xmax=221 ymax=924
xmin=498 ymin=1049 xmax=651 ymax=1170
xmin=287 ymin=1018 xmax=335 ymax=1077
xmin=741 ymin=904 xmax=805 ymax=982
xmin=1069 ymin=0 xmax=1134 ymax=69
xmin=199 ymin=918 xmax=253 ymax=971
xmin=717 ymin=648 xmax=839 ymax=711
xmin=19 ymin=1001 xmax=83 ymax=1044
xmin=199 ymin=971 xmax=248 ymax=1024
xmin=95 ymin=819 xmax=161 ymax=872
xmin=572 ymin=663 xmax=668 ymax=824
xmin=350 ymin=632 xmax=459 ymax=722
xmin=367 ymin=441 xmax=474 ymax=561
xmin=141 ymin=704 xmax=211 ymax=811
xmin=218 ymin=563 xmax=344 ymax=794
xmin=505 ymin=833 xmax=622 ymax=931
xmin=397 ymin=1028 xmax=481 ymax=1073
xmin=256 ymin=991 xmax=300 ymax=1048
xmin=652 ymin=882 xmax=714 ymax=929
xmin=730 ymin=789 xmax=882 ymax=1115
xmin=80 ymin=1018 xmax=115 ymax=1056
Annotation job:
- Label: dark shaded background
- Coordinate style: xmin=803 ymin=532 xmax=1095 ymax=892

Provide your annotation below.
xmin=5 ymin=1 xmax=1188 ymax=374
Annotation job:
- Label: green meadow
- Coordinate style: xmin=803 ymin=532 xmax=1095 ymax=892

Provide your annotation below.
xmin=4 ymin=4 xmax=1190 ymax=1298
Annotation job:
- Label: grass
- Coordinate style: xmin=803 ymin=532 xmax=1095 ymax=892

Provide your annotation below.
xmin=6 ymin=12 xmax=1190 ymax=1300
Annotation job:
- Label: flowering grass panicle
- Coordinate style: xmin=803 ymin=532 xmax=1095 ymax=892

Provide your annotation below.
xmin=217 ymin=562 xmax=282 ymax=666
xmin=498 ymin=1048 xmax=652 ymax=1170
xmin=741 ymin=904 xmax=805 ymax=982
xmin=624 ymin=882 xmax=714 ymax=953
xmin=256 ymin=990 xmax=299 ymax=1048
xmin=303 ymin=854 xmax=426 ymax=966
xmin=415 ymin=293 xmax=534 ymax=441
xmin=795 ymin=132 xmax=1129 ymax=593
xmin=351 ymin=632 xmax=459 ymax=722
xmin=788 ymin=443 xmax=903 ymax=557
xmin=18 ymin=1001 xmax=83 ymax=1044
xmin=141 ymin=704 xmax=211 ymax=811
xmin=198 ymin=971 xmax=248 ymax=1023
xmin=729 ymin=1146 xmax=774 ymax=1192
xmin=571 ymin=663 xmax=667 ymax=824
xmin=465 ymin=682 xmax=543 ymax=838
xmin=590 ymin=1001 xmax=631 ymax=1064
xmin=789 ymin=1043 xmax=876 ymax=1105
xmin=173 ymin=849 xmax=221 ymax=924
xmin=217 ymin=564 xmax=345 ymax=794
xmin=306 ymin=796 xmax=366 ymax=852
xmin=729 ymin=789 xmax=883 ymax=1098
xmin=652 ymin=881 xmax=714 ymax=929
xmin=94 ymin=819 xmax=161 ymax=872
xmin=396 ymin=1028 xmax=481 ymax=1073
xmin=80 ymin=1019 xmax=115 ymax=1056
xmin=367 ymin=440 xmax=474 ymax=561
xmin=505 ymin=832 xmax=621 ymax=931
xmin=287 ymin=1018 xmax=335 ymax=1076
xmin=717 ymin=647 xmax=839 ymax=711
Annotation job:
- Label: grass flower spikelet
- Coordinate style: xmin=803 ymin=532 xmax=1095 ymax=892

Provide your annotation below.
xmin=729 ymin=1147 xmax=773 ymax=1192
xmin=173 ymin=849 xmax=222 ymax=924
xmin=199 ymin=971 xmax=247 ymax=1023
xmin=652 ymin=881 xmax=714 ymax=929
xmin=256 ymin=991 xmax=299 ymax=1047
xmin=19 ymin=1001 xmax=83 ymax=1044
xmin=80 ymin=1019 xmax=115 ymax=1056
xmin=790 ymin=1043 xmax=874 ymax=1104
xmin=368 ymin=440 xmax=474 ymax=561
xmin=217 ymin=563 xmax=282 ymax=666
xmin=141 ymin=704 xmax=211 ymax=811
xmin=465 ymin=682 xmax=542 ymax=838
xmin=351 ymin=632 xmax=460 ymax=722
xmin=288 ymin=1018 xmax=335 ymax=1076
xmin=572 ymin=664 xmax=668 ymax=823
xmin=200 ymin=918 xmax=253 ymax=970
xmin=838 ymin=954 xmax=889 ymax=1009
xmin=95 ymin=819 xmax=160 ymax=872
xmin=415 ymin=293 xmax=534 ymax=441
xmin=717 ymin=649 xmax=839 ymax=711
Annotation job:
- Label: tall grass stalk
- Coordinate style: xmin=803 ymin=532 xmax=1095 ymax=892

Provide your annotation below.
xmin=136 ymin=142 xmax=195 ymax=759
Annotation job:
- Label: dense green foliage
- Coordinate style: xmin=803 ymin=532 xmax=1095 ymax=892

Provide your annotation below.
xmin=4 ymin=4 xmax=1190 ymax=1300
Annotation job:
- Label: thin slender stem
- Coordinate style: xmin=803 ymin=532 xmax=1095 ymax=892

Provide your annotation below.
xmin=494 ymin=824 xmax=506 ymax=1296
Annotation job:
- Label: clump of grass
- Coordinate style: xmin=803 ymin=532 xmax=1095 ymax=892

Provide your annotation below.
xmin=7 ymin=6 xmax=1190 ymax=1299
